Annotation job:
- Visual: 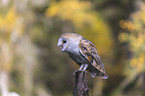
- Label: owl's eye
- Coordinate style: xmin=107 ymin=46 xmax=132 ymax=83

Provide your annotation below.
xmin=63 ymin=40 xmax=67 ymax=44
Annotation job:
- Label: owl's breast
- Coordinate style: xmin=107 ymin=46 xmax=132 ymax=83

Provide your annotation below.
xmin=68 ymin=52 xmax=88 ymax=65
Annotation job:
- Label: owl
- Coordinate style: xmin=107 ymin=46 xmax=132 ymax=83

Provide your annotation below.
xmin=57 ymin=33 xmax=109 ymax=79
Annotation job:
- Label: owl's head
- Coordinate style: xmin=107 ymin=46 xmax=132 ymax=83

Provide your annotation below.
xmin=57 ymin=33 xmax=82 ymax=52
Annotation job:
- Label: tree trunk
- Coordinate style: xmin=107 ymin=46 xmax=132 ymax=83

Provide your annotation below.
xmin=73 ymin=71 xmax=89 ymax=96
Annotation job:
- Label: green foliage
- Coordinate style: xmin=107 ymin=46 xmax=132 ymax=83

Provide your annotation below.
xmin=119 ymin=2 xmax=145 ymax=76
xmin=112 ymin=1 xmax=145 ymax=96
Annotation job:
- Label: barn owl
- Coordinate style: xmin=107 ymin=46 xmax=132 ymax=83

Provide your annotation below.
xmin=57 ymin=33 xmax=109 ymax=79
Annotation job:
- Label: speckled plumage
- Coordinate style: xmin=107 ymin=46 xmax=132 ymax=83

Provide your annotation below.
xmin=57 ymin=33 xmax=108 ymax=79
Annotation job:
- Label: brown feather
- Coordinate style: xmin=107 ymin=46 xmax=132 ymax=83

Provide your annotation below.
xmin=79 ymin=38 xmax=108 ymax=77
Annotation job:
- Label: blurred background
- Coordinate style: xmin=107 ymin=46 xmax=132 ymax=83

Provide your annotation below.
xmin=0 ymin=0 xmax=144 ymax=96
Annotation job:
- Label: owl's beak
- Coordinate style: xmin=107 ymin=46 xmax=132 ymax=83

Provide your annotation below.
xmin=57 ymin=44 xmax=64 ymax=51
xmin=57 ymin=38 xmax=68 ymax=52
xmin=57 ymin=42 xmax=62 ymax=48
xmin=59 ymin=45 xmax=63 ymax=50
xmin=57 ymin=38 xmax=64 ymax=51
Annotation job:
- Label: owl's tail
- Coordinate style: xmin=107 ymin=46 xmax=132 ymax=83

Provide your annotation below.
xmin=90 ymin=71 xmax=109 ymax=79
xmin=98 ymin=74 xmax=109 ymax=79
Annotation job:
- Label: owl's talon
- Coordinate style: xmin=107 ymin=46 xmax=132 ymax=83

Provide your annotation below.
xmin=73 ymin=69 xmax=81 ymax=76
xmin=78 ymin=64 xmax=84 ymax=71
xmin=82 ymin=64 xmax=88 ymax=71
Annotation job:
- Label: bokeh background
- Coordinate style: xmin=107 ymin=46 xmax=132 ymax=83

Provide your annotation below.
xmin=0 ymin=0 xmax=145 ymax=96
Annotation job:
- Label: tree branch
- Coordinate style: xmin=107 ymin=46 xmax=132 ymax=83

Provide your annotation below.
xmin=73 ymin=71 xmax=89 ymax=96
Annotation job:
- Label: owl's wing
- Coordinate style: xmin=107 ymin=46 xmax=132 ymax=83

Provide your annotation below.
xmin=79 ymin=38 xmax=108 ymax=79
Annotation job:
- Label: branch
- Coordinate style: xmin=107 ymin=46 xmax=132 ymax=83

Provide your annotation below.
xmin=73 ymin=71 xmax=89 ymax=96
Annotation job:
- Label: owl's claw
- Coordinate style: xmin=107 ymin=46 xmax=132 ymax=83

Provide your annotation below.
xmin=73 ymin=64 xmax=89 ymax=76
xmin=73 ymin=69 xmax=81 ymax=76
xmin=78 ymin=64 xmax=88 ymax=71
xmin=82 ymin=64 xmax=88 ymax=71
xmin=78 ymin=64 xmax=84 ymax=71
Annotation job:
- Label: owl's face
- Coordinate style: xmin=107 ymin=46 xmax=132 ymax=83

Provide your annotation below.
xmin=57 ymin=37 xmax=69 ymax=52
xmin=57 ymin=33 xmax=82 ymax=52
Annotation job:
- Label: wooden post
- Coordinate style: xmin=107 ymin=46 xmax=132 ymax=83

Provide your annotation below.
xmin=73 ymin=71 xmax=89 ymax=96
